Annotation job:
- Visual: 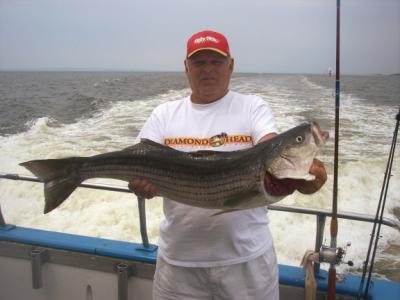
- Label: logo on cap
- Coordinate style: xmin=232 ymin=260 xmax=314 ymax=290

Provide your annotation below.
xmin=187 ymin=30 xmax=230 ymax=58
xmin=194 ymin=36 xmax=219 ymax=45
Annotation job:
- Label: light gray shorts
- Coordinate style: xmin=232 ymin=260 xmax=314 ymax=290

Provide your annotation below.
xmin=153 ymin=248 xmax=279 ymax=300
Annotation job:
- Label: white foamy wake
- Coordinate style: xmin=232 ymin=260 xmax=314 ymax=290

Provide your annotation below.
xmin=0 ymin=88 xmax=190 ymax=243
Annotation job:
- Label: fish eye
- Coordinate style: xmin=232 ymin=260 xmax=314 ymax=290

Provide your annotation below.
xmin=296 ymin=136 xmax=303 ymax=143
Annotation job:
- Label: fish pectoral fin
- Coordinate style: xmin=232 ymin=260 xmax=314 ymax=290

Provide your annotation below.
xmin=303 ymin=174 xmax=316 ymax=181
xmin=276 ymin=173 xmax=316 ymax=181
xmin=211 ymin=209 xmax=241 ymax=216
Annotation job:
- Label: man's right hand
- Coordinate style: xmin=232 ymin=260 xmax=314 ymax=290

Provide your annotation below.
xmin=128 ymin=178 xmax=157 ymax=199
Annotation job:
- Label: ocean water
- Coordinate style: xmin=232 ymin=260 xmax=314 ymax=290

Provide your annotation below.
xmin=0 ymin=71 xmax=399 ymax=280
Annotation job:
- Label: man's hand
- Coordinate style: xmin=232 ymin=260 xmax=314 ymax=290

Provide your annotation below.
xmin=295 ymin=159 xmax=327 ymax=194
xmin=128 ymin=178 xmax=157 ymax=199
xmin=264 ymin=159 xmax=327 ymax=196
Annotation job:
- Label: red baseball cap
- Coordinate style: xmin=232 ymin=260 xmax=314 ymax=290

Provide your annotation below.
xmin=186 ymin=30 xmax=230 ymax=58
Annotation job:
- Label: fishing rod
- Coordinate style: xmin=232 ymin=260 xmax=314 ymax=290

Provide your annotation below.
xmin=357 ymin=108 xmax=400 ymax=300
xmin=319 ymin=2 xmax=357 ymax=297
xmin=326 ymin=0 xmax=341 ymax=299
xmin=318 ymin=1 xmax=342 ymax=297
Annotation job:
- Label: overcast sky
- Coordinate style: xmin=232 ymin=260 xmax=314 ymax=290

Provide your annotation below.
xmin=0 ymin=0 xmax=399 ymax=74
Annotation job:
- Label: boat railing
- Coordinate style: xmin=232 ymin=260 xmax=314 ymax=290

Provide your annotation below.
xmin=1 ymin=172 xmax=399 ymax=274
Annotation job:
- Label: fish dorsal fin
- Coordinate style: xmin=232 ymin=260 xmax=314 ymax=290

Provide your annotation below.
xmin=121 ymin=145 xmax=138 ymax=151
xmin=121 ymin=139 xmax=168 ymax=152
xmin=140 ymin=138 xmax=165 ymax=147
xmin=211 ymin=209 xmax=241 ymax=216
xmin=138 ymin=139 xmax=185 ymax=155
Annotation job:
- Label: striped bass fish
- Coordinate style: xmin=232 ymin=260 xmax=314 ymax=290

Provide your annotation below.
xmin=20 ymin=122 xmax=328 ymax=214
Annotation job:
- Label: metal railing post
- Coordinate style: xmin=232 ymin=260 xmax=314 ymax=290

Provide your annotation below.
xmin=0 ymin=205 xmax=5 ymax=227
xmin=137 ymin=196 xmax=150 ymax=249
xmin=136 ymin=196 xmax=157 ymax=252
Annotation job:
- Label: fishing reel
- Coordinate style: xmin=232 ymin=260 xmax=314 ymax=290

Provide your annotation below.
xmin=319 ymin=242 xmax=353 ymax=266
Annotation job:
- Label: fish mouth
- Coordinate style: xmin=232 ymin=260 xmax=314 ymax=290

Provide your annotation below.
xmin=311 ymin=121 xmax=329 ymax=147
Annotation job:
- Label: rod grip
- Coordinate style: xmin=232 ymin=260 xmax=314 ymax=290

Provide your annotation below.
xmin=330 ymin=218 xmax=338 ymax=237
xmin=327 ymin=267 xmax=337 ymax=300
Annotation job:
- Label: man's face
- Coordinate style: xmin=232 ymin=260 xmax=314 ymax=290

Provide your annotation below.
xmin=185 ymin=50 xmax=234 ymax=104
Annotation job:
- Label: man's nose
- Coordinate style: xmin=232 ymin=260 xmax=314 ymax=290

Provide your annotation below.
xmin=202 ymin=62 xmax=214 ymax=72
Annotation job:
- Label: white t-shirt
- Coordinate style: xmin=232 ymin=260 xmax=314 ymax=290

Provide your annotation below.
xmin=136 ymin=91 xmax=278 ymax=267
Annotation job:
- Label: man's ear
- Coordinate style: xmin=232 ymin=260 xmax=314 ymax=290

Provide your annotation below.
xmin=229 ymin=58 xmax=234 ymax=72
xmin=184 ymin=59 xmax=189 ymax=73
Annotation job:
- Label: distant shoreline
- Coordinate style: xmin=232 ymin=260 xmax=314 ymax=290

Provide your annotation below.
xmin=1 ymin=69 xmax=399 ymax=76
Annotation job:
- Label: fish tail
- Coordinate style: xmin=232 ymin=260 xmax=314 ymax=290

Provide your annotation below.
xmin=20 ymin=158 xmax=84 ymax=213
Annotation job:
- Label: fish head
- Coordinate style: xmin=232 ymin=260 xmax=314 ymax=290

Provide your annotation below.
xmin=266 ymin=122 xmax=329 ymax=180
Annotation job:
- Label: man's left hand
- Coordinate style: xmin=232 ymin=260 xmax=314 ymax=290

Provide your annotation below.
xmin=295 ymin=158 xmax=327 ymax=194
xmin=264 ymin=159 xmax=327 ymax=196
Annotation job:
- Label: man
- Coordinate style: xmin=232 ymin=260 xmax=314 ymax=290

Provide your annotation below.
xmin=129 ymin=30 xmax=327 ymax=300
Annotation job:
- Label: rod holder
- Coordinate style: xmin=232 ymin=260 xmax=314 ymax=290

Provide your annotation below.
xmin=117 ymin=263 xmax=129 ymax=300
xmin=31 ymin=248 xmax=47 ymax=289
xmin=314 ymin=214 xmax=326 ymax=274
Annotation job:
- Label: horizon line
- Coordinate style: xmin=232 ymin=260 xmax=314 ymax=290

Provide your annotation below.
xmin=0 ymin=68 xmax=398 ymax=76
